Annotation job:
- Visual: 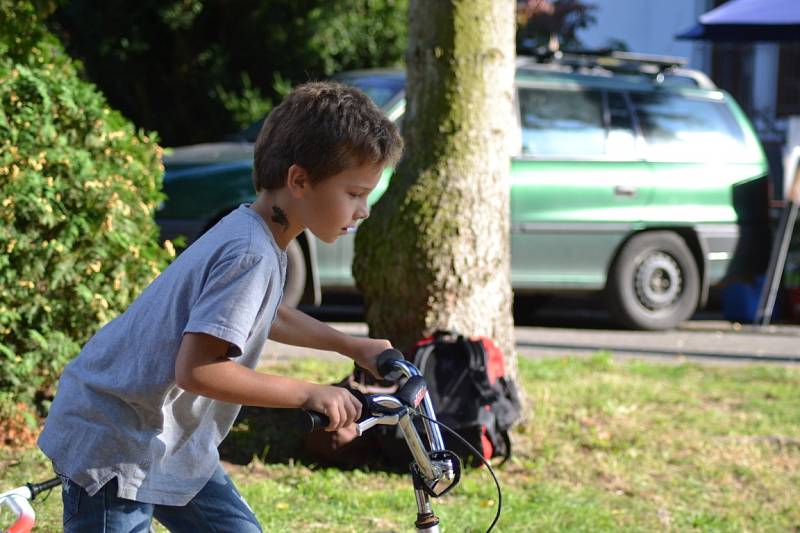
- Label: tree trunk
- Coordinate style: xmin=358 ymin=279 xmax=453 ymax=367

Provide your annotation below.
xmin=353 ymin=0 xmax=517 ymax=373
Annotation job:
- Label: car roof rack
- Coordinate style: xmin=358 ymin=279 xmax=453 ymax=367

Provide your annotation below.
xmin=519 ymin=48 xmax=689 ymax=78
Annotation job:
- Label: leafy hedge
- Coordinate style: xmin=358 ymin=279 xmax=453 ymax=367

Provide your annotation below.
xmin=0 ymin=2 xmax=171 ymax=418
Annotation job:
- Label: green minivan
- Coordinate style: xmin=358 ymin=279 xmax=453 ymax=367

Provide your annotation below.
xmin=158 ymin=52 xmax=770 ymax=330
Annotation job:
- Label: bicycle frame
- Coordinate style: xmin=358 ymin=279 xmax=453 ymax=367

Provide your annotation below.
xmin=0 ymin=478 xmax=59 ymax=533
xmin=0 ymin=488 xmax=34 ymax=533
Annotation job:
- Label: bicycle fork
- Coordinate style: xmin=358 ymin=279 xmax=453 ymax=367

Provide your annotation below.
xmin=396 ymin=406 xmax=455 ymax=532
xmin=412 ymin=472 xmax=440 ymax=532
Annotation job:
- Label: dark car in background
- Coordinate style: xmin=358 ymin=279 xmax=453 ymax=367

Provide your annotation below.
xmin=157 ymin=51 xmax=770 ymax=330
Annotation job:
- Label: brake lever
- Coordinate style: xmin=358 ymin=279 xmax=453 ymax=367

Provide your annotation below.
xmin=356 ymin=413 xmax=400 ymax=435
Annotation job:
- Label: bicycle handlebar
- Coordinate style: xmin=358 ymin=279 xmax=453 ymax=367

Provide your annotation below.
xmin=376 ymin=348 xmax=407 ymax=380
xmin=375 ymin=350 xmax=447 ymax=452
xmin=27 ymin=478 xmax=60 ymax=499
xmin=300 ymin=388 xmax=374 ymax=432
xmin=303 ymin=349 xmax=415 ymax=431
xmin=301 ymin=375 xmax=427 ymax=432
xmin=301 ymin=354 xmax=458 ymax=495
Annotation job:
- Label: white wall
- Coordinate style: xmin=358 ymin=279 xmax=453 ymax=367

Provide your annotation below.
xmin=576 ymin=0 xmax=710 ymax=69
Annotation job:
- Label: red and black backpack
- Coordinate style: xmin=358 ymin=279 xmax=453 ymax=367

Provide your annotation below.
xmin=410 ymin=330 xmax=522 ymax=466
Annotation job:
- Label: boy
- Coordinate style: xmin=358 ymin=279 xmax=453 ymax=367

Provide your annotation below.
xmin=38 ymin=82 xmax=403 ymax=532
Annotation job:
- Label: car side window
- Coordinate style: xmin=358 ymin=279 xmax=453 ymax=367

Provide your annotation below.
xmin=518 ymin=87 xmax=605 ymax=157
xmin=630 ymin=92 xmax=750 ymax=162
xmin=605 ymin=91 xmax=637 ymax=157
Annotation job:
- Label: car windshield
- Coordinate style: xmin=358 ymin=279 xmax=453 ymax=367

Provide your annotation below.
xmin=331 ymin=72 xmax=405 ymax=109
xmin=232 ymin=72 xmax=405 ymax=143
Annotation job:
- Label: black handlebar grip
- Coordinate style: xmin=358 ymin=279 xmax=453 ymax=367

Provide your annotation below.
xmin=376 ymin=348 xmax=406 ymax=380
xmin=301 ymin=410 xmax=330 ymax=432
xmin=300 ymin=388 xmax=371 ymax=432
xmin=28 ymin=477 xmax=61 ymax=499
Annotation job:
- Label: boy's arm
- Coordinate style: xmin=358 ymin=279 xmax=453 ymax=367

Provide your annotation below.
xmin=268 ymin=304 xmax=391 ymax=377
xmin=174 ymin=332 xmax=362 ymax=430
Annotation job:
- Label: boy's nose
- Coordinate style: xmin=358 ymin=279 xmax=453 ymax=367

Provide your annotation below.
xmin=356 ymin=203 xmax=370 ymax=220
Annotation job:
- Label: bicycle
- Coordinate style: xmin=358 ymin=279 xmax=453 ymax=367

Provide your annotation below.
xmin=0 ymin=476 xmax=59 ymax=533
xmin=302 ymin=349 xmax=503 ymax=533
xmin=2 ymin=350 xmax=502 ymax=533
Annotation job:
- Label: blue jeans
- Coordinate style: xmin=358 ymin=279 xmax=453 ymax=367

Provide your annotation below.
xmin=59 ymin=464 xmax=261 ymax=532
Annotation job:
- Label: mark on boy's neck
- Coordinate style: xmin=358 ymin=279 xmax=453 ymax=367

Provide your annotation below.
xmin=271 ymin=205 xmax=290 ymax=230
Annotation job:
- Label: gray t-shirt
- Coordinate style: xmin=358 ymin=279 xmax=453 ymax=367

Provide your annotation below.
xmin=38 ymin=205 xmax=287 ymax=506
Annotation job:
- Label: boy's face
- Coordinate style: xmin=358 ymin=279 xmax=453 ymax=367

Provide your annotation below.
xmin=298 ymin=162 xmax=384 ymax=244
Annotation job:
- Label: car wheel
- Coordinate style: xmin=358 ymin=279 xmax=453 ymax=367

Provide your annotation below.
xmin=606 ymin=231 xmax=700 ymax=330
xmin=283 ymin=239 xmax=307 ymax=308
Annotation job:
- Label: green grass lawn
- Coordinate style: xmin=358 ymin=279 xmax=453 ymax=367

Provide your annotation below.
xmin=2 ymin=354 xmax=799 ymax=532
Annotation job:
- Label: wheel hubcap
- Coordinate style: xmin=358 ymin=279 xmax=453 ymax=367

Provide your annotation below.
xmin=634 ymin=252 xmax=682 ymax=311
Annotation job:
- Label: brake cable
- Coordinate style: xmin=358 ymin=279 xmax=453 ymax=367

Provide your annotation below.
xmin=417 ymin=413 xmax=503 ymax=533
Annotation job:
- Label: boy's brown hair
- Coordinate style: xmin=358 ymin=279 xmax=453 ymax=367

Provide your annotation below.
xmin=253 ymin=82 xmax=403 ymax=191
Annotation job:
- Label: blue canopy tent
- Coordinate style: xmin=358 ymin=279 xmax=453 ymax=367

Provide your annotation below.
xmin=677 ymin=0 xmax=800 ymax=42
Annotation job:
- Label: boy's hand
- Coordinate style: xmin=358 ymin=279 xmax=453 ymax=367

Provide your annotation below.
xmin=348 ymin=337 xmax=393 ymax=379
xmin=303 ymin=384 xmax=363 ymax=432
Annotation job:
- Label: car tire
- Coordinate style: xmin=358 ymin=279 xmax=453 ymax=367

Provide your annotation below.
xmin=606 ymin=231 xmax=700 ymax=330
xmin=283 ymin=239 xmax=307 ymax=308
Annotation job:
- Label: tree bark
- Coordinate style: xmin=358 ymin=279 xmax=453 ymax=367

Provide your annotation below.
xmin=353 ymin=0 xmax=517 ymax=373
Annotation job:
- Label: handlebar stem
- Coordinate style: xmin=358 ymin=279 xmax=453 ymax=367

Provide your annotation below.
xmin=398 ymin=413 xmax=441 ymax=481
xmin=419 ymin=396 xmax=446 ymax=451
xmin=385 ymin=360 xmax=447 ymax=452
xmin=355 ymin=396 xmax=442 ymax=483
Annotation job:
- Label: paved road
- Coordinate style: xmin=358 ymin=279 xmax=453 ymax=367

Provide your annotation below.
xmin=261 ymin=319 xmax=800 ymax=366
xmin=513 ymin=320 xmax=800 ymax=364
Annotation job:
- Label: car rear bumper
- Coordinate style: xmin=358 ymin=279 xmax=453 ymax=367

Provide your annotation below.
xmin=696 ymin=223 xmax=770 ymax=285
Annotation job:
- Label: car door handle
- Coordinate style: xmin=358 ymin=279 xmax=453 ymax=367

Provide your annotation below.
xmin=614 ymin=185 xmax=637 ymax=198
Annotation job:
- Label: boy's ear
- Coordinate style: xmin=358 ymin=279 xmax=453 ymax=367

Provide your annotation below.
xmin=286 ymin=164 xmax=310 ymax=198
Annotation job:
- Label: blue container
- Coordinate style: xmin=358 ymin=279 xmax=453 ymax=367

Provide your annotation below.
xmin=722 ymin=276 xmax=779 ymax=323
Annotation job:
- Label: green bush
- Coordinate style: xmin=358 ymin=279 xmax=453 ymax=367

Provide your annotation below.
xmin=0 ymin=2 xmax=171 ymax=415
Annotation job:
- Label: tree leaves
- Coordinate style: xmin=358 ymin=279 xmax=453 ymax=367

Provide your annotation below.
xmin=49 ymin=0 xmax=409 ymax=145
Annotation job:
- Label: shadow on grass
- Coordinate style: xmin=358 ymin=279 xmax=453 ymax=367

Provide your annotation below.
xmin=219 ymin=407 xmax=308 ymax=465
xmin=218 ymin=406 xmax=412 ymax=472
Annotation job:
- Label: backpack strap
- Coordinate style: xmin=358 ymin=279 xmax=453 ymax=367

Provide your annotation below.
xmin=412 ymin=342 xmax=436 ymax=375
xmin=460 ymin=336 xmax=499 ymax=404
xmin=495 ymin=430 xmax=513 ymax=466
